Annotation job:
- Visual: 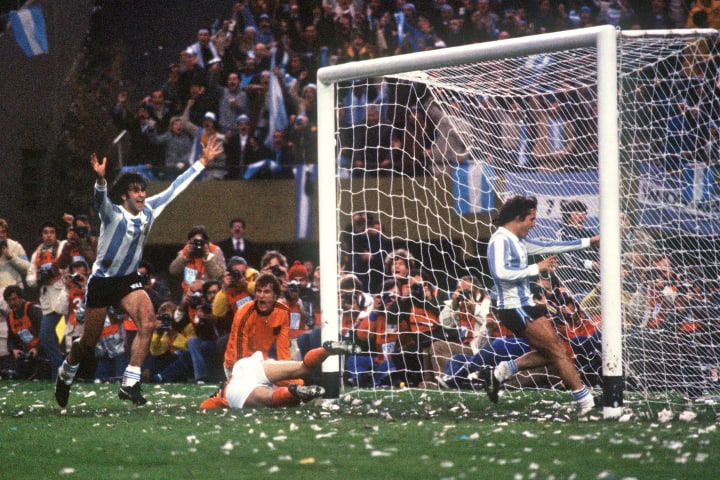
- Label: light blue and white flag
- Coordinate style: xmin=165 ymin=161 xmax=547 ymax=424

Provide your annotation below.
xmin=243 ymin=158 xmax=281 ymax=179
xmin=9 ymin=6 xmax=48 ymax=57
xmin=264 ymin=47 xmax=289 ymax=148
xmin=294 ymin=163 xmax=317 ymax=239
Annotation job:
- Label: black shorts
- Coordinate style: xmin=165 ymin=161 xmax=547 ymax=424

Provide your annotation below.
xmin=497 ymin=304 xmax=548 ymax=337
xmin=85 ymin=272 xmax=145 ymax=309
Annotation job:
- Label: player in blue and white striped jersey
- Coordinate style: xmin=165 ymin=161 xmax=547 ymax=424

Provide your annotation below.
xmin=55 ymin=137 xmax=224 ymax=408
xmin=482 ymin=195 xmax=600 ymax=416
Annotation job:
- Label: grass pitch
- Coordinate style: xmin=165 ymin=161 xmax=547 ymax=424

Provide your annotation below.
xmin=1 ymin=381 xmax=718 ymax=480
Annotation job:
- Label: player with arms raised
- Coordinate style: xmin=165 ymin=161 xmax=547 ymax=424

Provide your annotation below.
xmin=55 ymin=137 xmax=223 ymax=407
xmin=482 ymin=195 xmax=600 ymax=415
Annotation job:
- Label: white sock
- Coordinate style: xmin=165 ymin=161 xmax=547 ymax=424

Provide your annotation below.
xmin=494 ymin=359 xmax=519 ymax=382
xmin=122 ymin=365 xmax=142 ymax=387
xmin=59 ymin=361 xmax=79 ymax=385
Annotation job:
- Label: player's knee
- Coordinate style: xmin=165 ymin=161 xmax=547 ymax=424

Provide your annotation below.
xmin=70 ymin=338 xmax=91 ymax=359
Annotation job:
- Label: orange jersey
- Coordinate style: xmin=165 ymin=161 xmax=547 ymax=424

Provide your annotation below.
xmin=224 ymin=301 xmax=291 ymax=368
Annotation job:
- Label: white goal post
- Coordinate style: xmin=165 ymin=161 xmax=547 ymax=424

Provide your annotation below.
xmin=316 ymin=26 xmax=719 ymax=419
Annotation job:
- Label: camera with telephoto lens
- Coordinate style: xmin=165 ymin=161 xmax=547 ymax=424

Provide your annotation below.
xmin=270 ymin=265 xmax=284 ymax=277
xmin=460 ymin=289 xmax=474 ymax=301
xmin=157 ymin=313 xmax=173 ymax=332
xmin=287 ymin=280 xmax=302 ymax=292
xmin=410 ymin=281 xmax=425 ymax=300
xmin=188 ymin=291 xmax=203 ymax=307
xmin=75 ymin=226 xmax=88 ymax=238
xmin=38 ymin=263 xmax=55 ymax=284
xmin=190 ymin=237 xmax=206 ymax=256
xmin=69 ymin=272 xmax=84 ymax=288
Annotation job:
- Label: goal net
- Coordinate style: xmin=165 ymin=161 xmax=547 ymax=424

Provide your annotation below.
xmin=316 ymin=26 xmax=720 ymax=417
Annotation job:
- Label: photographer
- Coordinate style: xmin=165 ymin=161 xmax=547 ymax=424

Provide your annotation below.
xmin=345 ymin=280 xmax=403 ymax=388
xmin=57 ymin=214 xmax=98 ymax=269
xmin=3 ymin=286 xmax=47 ymax=379
xmin=180 ymin=280 xmax=222 ymax=382
xmin=428 ymin=276 xmax=490 ymax=384
xmin=62 ymin=260 xmax=90 ymax=356
xmin=145 ymin=301 xmax=195 ymax=383
xmin=0 ymin=218 xmax=30 ymax=292
xmin=169 ymin=225 xmax=226 ymax=294
xmin=25 ymin=221 xmax=68 ymax=381
xmin=284 ymin=262 xmax=317 ymax=360
xmin=212 ymin=256 xmax=258 ymax=360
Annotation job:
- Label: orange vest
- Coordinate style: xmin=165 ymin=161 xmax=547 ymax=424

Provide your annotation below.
xmin=8 ymin=302 xmax=40 ymax=349
xmin=224 ymin=301 xmax=291 ymax=368
xmin=408 ymin=304 xmax=440 ymax=334
xmin=67 ymin=285 xmax=86 ymax=325
xmin=180 ymin=243 xmax=221 ymax=292
xmin=35 ymin=243 xmax=61 ymax=284
xmin=286 ymin=299 xmax=308 ymax=339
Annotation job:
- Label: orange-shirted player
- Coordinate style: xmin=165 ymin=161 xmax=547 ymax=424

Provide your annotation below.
xmin=223 ymin=272 xmax=291 ymax=377
xmin=201 ymin=339 xmax=360 ymax=409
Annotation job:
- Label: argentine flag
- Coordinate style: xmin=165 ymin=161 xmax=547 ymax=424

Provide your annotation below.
xmin=9 ymin=6 xmax=48 ymax=57
xmin=264 ymin=47 xmax=289 ymax=148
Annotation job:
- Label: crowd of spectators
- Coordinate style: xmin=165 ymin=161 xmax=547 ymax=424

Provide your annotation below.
xmin=110 ymin=0 xmax=702 ymax=180
xmin=2 ymin=1 xmax=719 ymax=398
xmin=0 ymin=214 xmax=320 ymax=384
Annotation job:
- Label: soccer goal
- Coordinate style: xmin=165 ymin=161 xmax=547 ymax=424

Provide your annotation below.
xmin=316 ymin=26 xmax=720 ymax=419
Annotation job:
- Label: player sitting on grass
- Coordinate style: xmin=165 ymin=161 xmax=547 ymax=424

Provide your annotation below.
xmin=200 ymin=340 xmax=360 ymax=409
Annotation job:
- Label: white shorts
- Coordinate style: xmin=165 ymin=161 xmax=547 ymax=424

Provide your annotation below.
xmin=225 ymin=351 xmax=272 ymax=408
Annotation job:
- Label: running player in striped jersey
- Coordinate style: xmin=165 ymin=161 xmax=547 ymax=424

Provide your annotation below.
xmin=55 ymin=137 xmax=223 ymax=408
xmin=482 ymin=195 xmax=600 ymax=416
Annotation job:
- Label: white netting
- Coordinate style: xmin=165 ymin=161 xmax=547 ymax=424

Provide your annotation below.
xmin=328 ymin=30 xmax=720 ymax=410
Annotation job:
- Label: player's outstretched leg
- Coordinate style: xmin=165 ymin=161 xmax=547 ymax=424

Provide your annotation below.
xmin=478 ymin=365 xmax=502 ymax=403
xmin=323 ymin=339 xmax=362 ymax=356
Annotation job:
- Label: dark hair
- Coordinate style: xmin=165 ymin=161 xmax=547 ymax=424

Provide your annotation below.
xmin=202 ymin=280 xmax=220 ymax=296
xmin=139 ymin=260 xmax=154 ymax=275
xmin=229 ymin=218 xmax=246 ymax=229
xmin=187 ymin=225 xmax=209 ymax=240
xmin=73 ymin=214 xmax=90 ymax=228
xmin=339 ymin=274 xmax=362 ymax=291
xmin=39 ymin=221 xmax=59 ymax=235
xmin=3 ymin=284 xmax=23 ymax=301
xmin=69 ymin=260 xmax=89 ymax=272
xmin=493 ymin=195 xmax=537 ymax=226
xmin=560 ymin=200 xmax=587 ymax=224
xmin=255 ymin=272 xmax=281 ymax=296
xmin=109 ymin=172 xmax=147 ymax=204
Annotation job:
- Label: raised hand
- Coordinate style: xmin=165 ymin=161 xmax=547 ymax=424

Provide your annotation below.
xmin=91 ymin=153 xmax=107 ymax=183
xmin=198 ymin=135 xmax=224 ymax=166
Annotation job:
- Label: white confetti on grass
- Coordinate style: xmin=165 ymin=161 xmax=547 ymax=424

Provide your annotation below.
xmin=60 ymin=468 xmax=75 ymax=475
xmin=678 ymin=410 xmax=697 ymax=422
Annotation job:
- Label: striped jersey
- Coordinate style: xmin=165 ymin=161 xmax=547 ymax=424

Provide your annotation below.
xmin=92 ymin=163 xmax=204 ymax=278
xmin=488 ymin=226 xmax=590 ymax=310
